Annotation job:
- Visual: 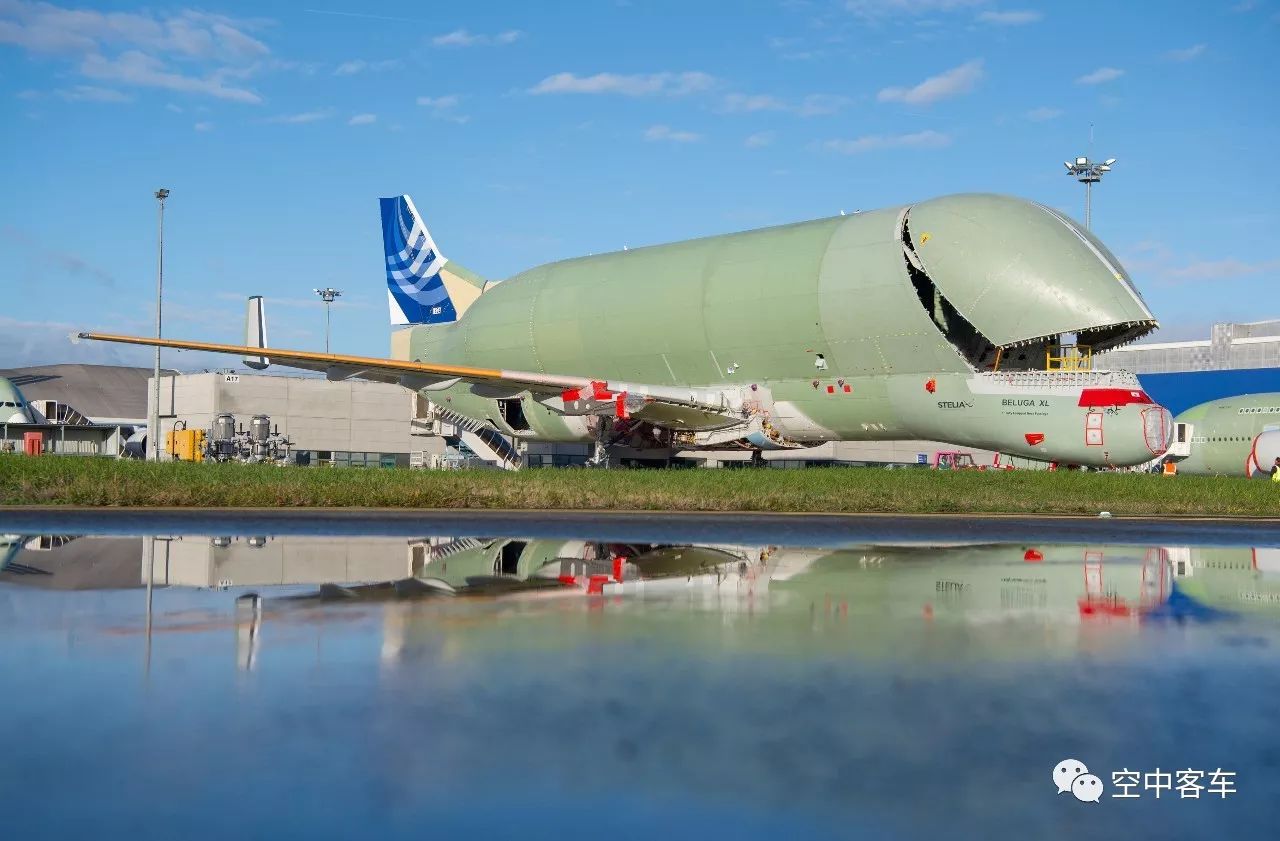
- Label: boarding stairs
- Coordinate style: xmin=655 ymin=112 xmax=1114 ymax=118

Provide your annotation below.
xmin=33 ymin=400 xmax=92 ymax=426
xmin=433 ymin=405 xmax=524 ymax=470
xmin=431 ymin=537 xmax=489 ymax=561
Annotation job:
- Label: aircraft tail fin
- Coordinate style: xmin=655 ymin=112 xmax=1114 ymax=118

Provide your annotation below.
xmin=243 ymin=295 xmax=269 ymax=369
xmin=379 ymin=195 xmax=486 ymax=326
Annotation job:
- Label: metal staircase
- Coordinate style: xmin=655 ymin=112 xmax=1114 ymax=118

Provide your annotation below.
xmin=431 ymin=537 xmax=490 ymax=561
xmin=433 ymin=405 xmax=524 ymax=470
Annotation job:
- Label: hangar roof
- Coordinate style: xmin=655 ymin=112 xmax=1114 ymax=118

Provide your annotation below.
xmin=0 ymin=363 xmax=175 ymax=421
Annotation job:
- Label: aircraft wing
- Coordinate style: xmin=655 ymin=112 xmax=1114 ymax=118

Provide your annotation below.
xmin=75 ymin=332 xmax=744 ymax=430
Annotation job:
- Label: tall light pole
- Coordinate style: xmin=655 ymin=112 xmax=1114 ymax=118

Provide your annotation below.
xmin=150 ymin=188 xmax=169 ymax=461
xmin=1063 ymin=155 xmax=1115 ymax=230
xmin=313 ymin=287 xmax=342 ymax=353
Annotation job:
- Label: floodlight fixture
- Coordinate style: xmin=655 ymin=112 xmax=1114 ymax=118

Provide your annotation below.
xmin=1063 ymin=155 xmax=1117 ymax=230
xmin=313 ymin=287 xmax=343 ymax=352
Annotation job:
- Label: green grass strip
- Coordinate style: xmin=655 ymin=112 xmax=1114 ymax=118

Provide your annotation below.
xmin=3 ymin=455 xmax=1278 ymax=516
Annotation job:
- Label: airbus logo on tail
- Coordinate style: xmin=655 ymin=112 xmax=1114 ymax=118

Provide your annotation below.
xmin=379 ymin=194 xmax=457 ymax=326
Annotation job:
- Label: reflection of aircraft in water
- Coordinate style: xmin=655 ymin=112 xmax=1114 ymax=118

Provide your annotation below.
xmin=402 ymin=537 xmax=1172 ymax=613
xmin=23 ymin=535 xmax=1274 ymax=671
xmin=7 ymin=534 xmax=1274 ymax=624
xmin=274 ymin=537 xmax=1191 ymax=621
xmin=1162 ymin=546 xmax=1280 ymax=614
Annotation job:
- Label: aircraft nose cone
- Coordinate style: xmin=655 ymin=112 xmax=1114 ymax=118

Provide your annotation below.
xmin=1142 ymin=405 xmax=1174 ymax=458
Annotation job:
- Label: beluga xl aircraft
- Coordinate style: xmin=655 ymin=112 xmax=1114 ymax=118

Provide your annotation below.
xmin=80 ymin=192 xmax=1173 ymax=468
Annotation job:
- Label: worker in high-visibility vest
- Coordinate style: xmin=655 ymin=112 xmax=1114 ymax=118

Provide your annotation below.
xmin=1272 ymin=457 xmax=1280 ymax=483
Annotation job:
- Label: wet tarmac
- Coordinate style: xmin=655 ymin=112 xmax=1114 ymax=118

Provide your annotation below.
xmin=2 ymin=511 xmax=1279 ymax=839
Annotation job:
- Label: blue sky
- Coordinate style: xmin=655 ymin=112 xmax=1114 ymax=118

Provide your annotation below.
xmin=1 ymin=0 xmax=1277 ymax=369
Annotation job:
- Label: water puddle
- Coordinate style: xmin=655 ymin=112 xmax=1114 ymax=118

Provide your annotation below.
xmin=2 ymin=517 xmax=1277 ymax=838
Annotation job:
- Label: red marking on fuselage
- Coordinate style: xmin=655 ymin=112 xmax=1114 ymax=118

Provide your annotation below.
xmin=1078 ymin=388 xmax=1154 ymax=408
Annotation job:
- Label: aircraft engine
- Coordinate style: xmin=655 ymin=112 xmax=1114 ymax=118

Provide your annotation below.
xmin=1248 ymin=430 xmax=1280 ymax=477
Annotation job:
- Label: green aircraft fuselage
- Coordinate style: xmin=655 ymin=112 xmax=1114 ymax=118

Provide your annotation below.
xmin=401 ymin=193 xmax=1171 ymax=466
xmin=1170 ymin=392 xmax=1280 ymax=476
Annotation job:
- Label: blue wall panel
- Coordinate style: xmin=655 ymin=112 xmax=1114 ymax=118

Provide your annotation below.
xmin=1137 ymin=368 xmax=1280 ymax=416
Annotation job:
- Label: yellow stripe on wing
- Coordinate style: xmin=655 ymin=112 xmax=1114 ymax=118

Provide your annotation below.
xmin=78 ymin=332 xmax=504 ymax=380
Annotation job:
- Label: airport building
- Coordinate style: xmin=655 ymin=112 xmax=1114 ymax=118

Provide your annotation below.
xmin=143 ymin=535 xmax=423 ymax=588
xmin=149 ymin=371 xmax=445 ymax=467
xmin=1098 ymin=319 xmax=1280 ymax=416
xmin=0 ymin=363 xmax=154 ymax=456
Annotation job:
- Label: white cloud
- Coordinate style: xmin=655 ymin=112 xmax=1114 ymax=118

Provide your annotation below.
xmin=1167 ymin=258 xmax=1280 ymax=282
xmin=56 ymin=84 xmax=131 ymax=102
xmin=416 ymin=94 xmax=468 ymax=123
xmin=1075 ymin=66 xmax=1124 ymax=85
xmin=1 ymin=225 xmax=116 ymax=287
xmin=846 ymin=0 xmax=983 ymax=19
xmin=1026 ymin=106 xmax=1062 ymax=121
xmin=768 ymin=37 xmax=820 ymax=60
xmin=347 ymin=113 xmax=376 ymax=126
xmin=976 ymin=9 xmax=1042 ymax=25
xmin=81 ymin=50 xmax=262 ymax=103
xmin=720 ymin=92 xmax=850 ymax=116
xmin=823 ymin=130 xmax=951 ymax=154
xmin=744 ymin=131 xmax=775 ymax=148
xmin=0 ymin=2 xmax=269 ymax=103
xmin=529 ymin=71 xmax=715 ymax=96
xmin=264 ymin=110 xmax=332 ymax=124
xmin=0 ymin=315 xmax=156 ymax=368
xmin=431 ymin=28 xmax=523 ymax=47
xmin=1165 ymin=44 xmax=1206 ymax=62
xmin=333 ymin=59 xmax=400 ymax=76
xmin=720 ymin=93 xmax=788 ymax=113
xmin=194 ymin=120 xmax=213 ymax=131
xmin=417 ymin=94 xmax=460 ymax=109
xmin=165 ymin=102 xmax=183 ymax=112
xmin=1119 ymin=241 xmax=1280 ymax=285
xmin=878 ymin=59 xmax=984 ymax=105
xmin=644 ymin=124 xmax=701 ymax=143
xmin=796 ymin=94 xmax=852 ymax=116
xmin=0 ymin=3 xmax=268 ymax=59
